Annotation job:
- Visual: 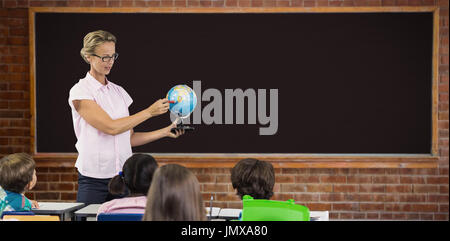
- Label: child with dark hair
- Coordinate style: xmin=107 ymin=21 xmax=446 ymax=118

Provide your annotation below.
xmin=231 ymin=158 xmax=275 ymax=200
xmin=97 ymin=154 xmax=158 ymax=215
xmin=0 ymin=153 xmax=39 ymax=216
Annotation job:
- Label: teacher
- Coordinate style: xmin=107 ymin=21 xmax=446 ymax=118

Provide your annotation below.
xmin=68 ymin=30 xmax=183 ymax=204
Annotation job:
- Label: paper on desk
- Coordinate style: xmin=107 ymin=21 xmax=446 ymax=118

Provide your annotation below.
xmin=205 ymin=207 xmax=221 ymax=217
xmin=218 ymin=208 xmax=241 ymax=218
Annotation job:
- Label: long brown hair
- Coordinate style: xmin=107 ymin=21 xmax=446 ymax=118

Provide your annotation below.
xmin=143 ymin=164 xmax=205 ymax=221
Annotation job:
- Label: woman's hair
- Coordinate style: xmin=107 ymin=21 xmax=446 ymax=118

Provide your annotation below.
xmin=80 ymin=30 xmax=116 ymax=64
xmin=143 ymin=164 xmax=205 ymax=221
xmin=0 ymin=153 xmax=36 ymax=193
xmin=108 ymin=154 xmax=158 ymax=196
xmin=231 ymin=158 xmax=275 ymax=200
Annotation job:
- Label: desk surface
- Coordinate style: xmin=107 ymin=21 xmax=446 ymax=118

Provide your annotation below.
xmin=74 ymin=204 xmax=101 ymax=217
xmin=72 ymin=204 xmax=329 ymax=221
xmin=32 ymin=202 xmax=85 ymax=214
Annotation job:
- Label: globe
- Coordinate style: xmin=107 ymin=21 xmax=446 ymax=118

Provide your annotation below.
xmin=166 ymin=84 xmax=197 ymax=118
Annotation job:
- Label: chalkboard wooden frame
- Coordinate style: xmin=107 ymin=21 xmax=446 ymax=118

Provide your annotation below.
xmin=29 ymin=7 xmax=440 ymax=168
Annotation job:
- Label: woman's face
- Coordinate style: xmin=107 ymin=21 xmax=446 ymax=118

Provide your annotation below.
xmin=86 ymin=41 xmax=116 ymax=77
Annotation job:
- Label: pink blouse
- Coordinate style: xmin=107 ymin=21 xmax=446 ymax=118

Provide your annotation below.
xmin=97 ymin=196 xmax=147 ymax=215
xmin=68 ymin=72 xmax=133 ymax=179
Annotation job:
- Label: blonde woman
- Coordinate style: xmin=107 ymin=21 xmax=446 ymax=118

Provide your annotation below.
xmin=69 ymin=30 xmax=184 ymax=204
xmin=143 ymin=164 xmax=206 ymax=221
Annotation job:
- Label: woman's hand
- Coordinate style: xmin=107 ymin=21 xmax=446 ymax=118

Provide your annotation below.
xmin=164 ymin=119 xmax=185 ymax=138
xmin=147 ymin=98 xmax=170 ymax=117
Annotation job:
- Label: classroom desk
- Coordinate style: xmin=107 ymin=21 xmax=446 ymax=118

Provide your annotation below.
xmin=74 ymin=204 xmax=101 ymax=221
xmin=73 ymin=204 xmax=329 ymax=221
xmin=75 ymin=205 xmax=224 ymax=221
xmin=32 ymin=202 xmax=85 ymax=221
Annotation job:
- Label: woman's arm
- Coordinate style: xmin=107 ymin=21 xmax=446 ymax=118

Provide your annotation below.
xmin=72 ymin=98 xmax=170 ymax=135
xmin=130 ymin=121 xmax=184 ymax=147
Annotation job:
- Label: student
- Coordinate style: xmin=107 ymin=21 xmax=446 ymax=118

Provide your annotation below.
xmin=69 ymin=30 xmax=184 ymax=204
xmin=0 ymin=153 xmax=39 ymax=216
xmin=143 ymin=164 xmax=206 ymax=221
xmin=231 ymin=158 xmax=275 ymax=200
xmin=97 ymin=154 xmax=158 ymax=215
xmin=230 ymin=158 xmax=275 ymax=220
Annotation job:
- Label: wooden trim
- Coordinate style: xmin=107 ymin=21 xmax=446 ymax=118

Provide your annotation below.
xmin=28 ymin=7 xmax=441 ymax=169
xmin=33 ymin=153 xmax=439 ymax=169
xmin=431 ymin=7 xmax=440 ymax=156
xmin=28 ymin=7 xmax=437 ymax=14
xmin=29 ymin=8 xmax=36 ymax=154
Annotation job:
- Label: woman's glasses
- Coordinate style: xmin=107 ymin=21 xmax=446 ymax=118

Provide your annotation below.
xmin=92 ymin=53 xmax=119 ymax=62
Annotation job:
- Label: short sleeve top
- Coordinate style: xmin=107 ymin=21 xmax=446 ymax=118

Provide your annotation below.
xmin=68 ymin=72 xmax=133 ymax=179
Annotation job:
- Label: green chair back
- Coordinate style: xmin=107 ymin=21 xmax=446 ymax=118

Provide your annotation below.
xmin=241 ymin=195 xmax=310 ymax=221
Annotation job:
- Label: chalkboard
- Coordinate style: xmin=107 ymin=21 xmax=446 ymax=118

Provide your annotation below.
xmin=32 ymin=10 xmax=435 ymax=155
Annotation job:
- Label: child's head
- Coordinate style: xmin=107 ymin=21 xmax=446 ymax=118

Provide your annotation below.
xmin=231 ymin=158 xmax=275 ymax=200
xmin=108 ymin=153 xmax=158 ymax=196
xmin=143 ymin=164 xmax=205 ymax=221
xmin=0 ymin=153 xmax=37 ymax=194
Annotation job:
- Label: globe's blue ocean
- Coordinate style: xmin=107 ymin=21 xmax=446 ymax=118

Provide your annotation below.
xmin=166 ymin=85 xmax=197 ymax=118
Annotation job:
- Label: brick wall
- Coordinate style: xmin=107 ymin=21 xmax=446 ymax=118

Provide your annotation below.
xmin=0 ymin=0 xmax=448 ymax=220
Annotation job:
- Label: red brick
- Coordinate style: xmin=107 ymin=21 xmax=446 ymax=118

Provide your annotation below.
xmin=334 ymin=184 xmax=358 ymax=192
xmin=360 ymin=203 xmax=384 ymax=211
xmin=333 ymin=203 xmax=359 ymax=211
xmin=320 ymin=193 xmax=345 ymax=202
xmin=49 ymin=183 xmax=74 ymax=191
xmin=360 ymin=184 xmax=385 ymax=193
xmin=61 ymin=192 xmax=77 ymax=201
xmin=203 ymin=183 xmax=228 ymax=192
xmin=306 ymin=184 xmax=332 ymax=192
xmin=373 ymin=176 xmax=400 ymax=184
xmin=281 ymin=183 xmax=307 ymax=192
xmin=293 ymin=193 xmax=319 ymax=202
xmin=413 ymin=184 xmax=440 ymax=193
xmin=303 ymin=0 xmax=315 ymax=7
xmin=320 ymin=176 xmax=346 ymax=183
xmin=216 ymin=193 xmax=240 ymax=202
xmin=276 ymin=175 xmax=295 ymax=183
xmin=386 ymin=184 xmax=412 ymax=193
xmin=412 ymin=204 xmax=439 ymax=212
xmin=60 ymin=173 xmax=77 ymax=182
xmin=195 ymin=174 xmax=215 ymax=183
xmin=35 ymin=192 xmax=60 ymax=200
xmin=174 ymin=0 xmax=187 ymax=7
xmin=306 ymin=203 xmax=331 ymax=211
xmin=426 ymin=176 xmax=449 ymax=184
xmin=347 ymin=176 xmax=371 ymax=183
xmin=295 ymin=175 xmax=320 ymax=183
xmin=216 ymin=175 xmax=230 ymax=183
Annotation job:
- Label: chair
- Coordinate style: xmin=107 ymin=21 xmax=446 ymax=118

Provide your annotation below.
xmin=97 ymin=213 xmax=144 ymax=221
xmin=241 ymin=195 xmax=310 ymax=221
xmin=0 ymin=211 xmax=35 ymax=219
xmin=2 ymin=215 xmax=60 ymax=221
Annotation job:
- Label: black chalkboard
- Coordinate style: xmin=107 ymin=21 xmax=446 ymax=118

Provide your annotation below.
xmin=33 ymin=11 xmax=433 ymax=154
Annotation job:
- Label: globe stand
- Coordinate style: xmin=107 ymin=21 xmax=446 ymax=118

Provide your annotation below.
xmin=170 ymin=116 xmax=195 ymax=134
xmin=171 ymin=123 xmax=195 ymax=134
